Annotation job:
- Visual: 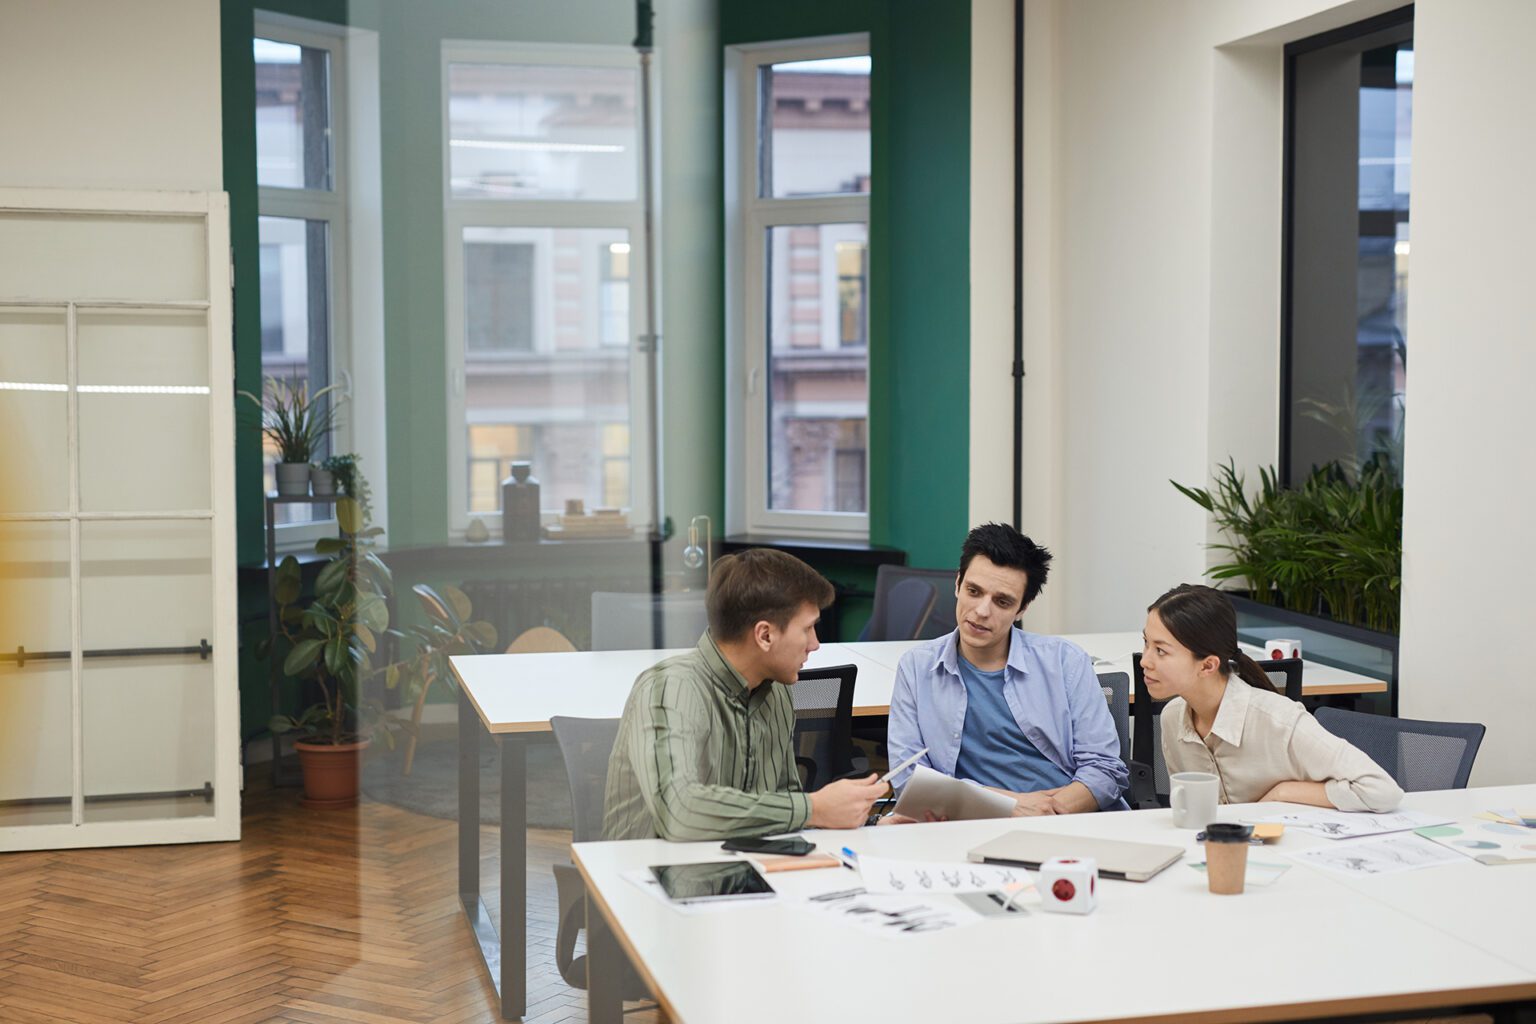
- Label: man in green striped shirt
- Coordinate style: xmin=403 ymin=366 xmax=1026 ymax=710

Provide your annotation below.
xmin=603 ymin=549 xmax=888 ymax=841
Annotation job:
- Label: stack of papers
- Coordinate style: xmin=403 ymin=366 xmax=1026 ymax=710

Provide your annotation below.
xmin=1415 ymin=818 xmax=1536 ymax=865
xmin=1247 ymin=807 xmax=1450 ymax=839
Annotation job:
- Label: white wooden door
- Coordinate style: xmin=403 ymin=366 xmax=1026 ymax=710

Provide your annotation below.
xmin=0 ymin=188 xmax=239 ymax=850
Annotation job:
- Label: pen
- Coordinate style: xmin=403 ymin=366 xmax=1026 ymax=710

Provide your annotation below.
xmin=879 ymin=747 xmax=929 ymax=785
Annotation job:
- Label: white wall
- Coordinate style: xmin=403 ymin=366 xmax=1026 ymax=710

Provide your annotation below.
xmin=995 ymin=0 xmax=1536 ymax=783
xmin=0 ymin=0 xmax=222 ymax=191
xmin=1007 ymin=0 xmax=1395 ymax=633
xmin=1397 ymin=1 xmax=1536 ymax=786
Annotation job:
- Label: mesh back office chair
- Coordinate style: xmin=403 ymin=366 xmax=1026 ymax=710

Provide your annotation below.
xmin=590 ymin=591 xmax=708 ymax=651
xmin=1133 ymin=654 xmax=1304 ymax=803
xmin=1315 ymin=707 xmax=1486 ymax=791
xmin=1099 ymin=670 xmax=1156 ymax=809
xmin=549 ymin=717 xmax=649 ymax=998
xmin=791 ymin=664 xmax=858 ymax=790
xmin=858 ymin=565 xmax=957 ymax=641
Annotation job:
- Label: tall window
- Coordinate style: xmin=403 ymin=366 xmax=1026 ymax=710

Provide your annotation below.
xmin=729 ymin=40 xmax=871 ymax=538
xmin=1283 ymin=10 xmax=1411 ymax=486
xmin=443 ymin=47 xmax=647 ymax=534
xmin=254 ymin=19 xmax=349 ymax=529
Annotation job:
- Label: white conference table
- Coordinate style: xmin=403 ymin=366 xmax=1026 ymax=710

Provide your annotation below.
xmin=449 ymin=634 xmax=1387 ymax=1018
xmin=574 ymin=784 xmax=1536 ymax=1024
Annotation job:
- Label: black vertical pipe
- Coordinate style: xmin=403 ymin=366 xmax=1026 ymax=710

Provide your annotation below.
xmin=1011 ymin=0 xmax=1025 ymax=529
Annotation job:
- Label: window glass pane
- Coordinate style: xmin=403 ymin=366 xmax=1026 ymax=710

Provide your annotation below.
xmin=1286 ymin=28 xmax=1410 ymax=485
xmin=462 ymin=227 xmax=633 ymax=515
xmin=0 ymin=310 xmax=69 ymax=514
xmin=765 ymin=223 xmax=869 ymax=513
xmin=254 ymin=37 xmax=332 ymax=190
xmin=761 ymin=56 xmax=871 ymax=198
xmin=258 ymin=216 xmax=332 ymax=522
xmin=447 ymin=62 xmax=638 ymax=200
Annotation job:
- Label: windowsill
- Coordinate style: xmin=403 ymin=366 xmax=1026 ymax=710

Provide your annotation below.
xmin=721 ymin=533 xmax=905 ymax=566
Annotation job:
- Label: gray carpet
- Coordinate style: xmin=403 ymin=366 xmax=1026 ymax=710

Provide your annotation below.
xmin=361 ymin=735 xmax=574 ymax=829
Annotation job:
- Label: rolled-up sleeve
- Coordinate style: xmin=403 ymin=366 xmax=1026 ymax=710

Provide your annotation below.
xmin=886 ymin=652 xmax=935 ymax=789
xmin=626 ymin=678 xmax=811 ymax=841
xmin=1062 ymin=651 xmax=1130 ymax=809
xmin=1290 ymin=713 xmax=1405 ymax=813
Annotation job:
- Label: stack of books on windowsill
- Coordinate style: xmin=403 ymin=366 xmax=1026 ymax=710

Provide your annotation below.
xmin=542 ymin=508 xmax=633 ymax=540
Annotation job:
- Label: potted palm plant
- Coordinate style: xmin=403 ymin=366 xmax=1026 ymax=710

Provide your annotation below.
xmin=269 ymin=495 xmax=393 ymax=807
xmin=240 ymin=376 xmax=343 ymax=496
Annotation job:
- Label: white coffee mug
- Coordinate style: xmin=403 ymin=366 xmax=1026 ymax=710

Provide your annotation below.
xmin=1170 ymin=771 xmax=1220 ymax=829
xmin=1265 ymin=638 xmax=1302 ymax=661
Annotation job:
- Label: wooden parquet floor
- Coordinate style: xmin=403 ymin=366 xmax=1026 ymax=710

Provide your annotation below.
xmin=0 ymin=774 xmax=661 ymax=1024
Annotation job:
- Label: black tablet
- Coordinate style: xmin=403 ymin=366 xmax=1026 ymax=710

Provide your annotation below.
xmin=650 ymin=861 xmax=776 ymax=903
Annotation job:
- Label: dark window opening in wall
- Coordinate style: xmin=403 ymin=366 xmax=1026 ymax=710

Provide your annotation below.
xmin=1283 ymin=7 xmax=1412 ymax=486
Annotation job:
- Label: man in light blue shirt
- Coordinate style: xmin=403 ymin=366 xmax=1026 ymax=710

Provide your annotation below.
xmin=888 ymin=523 xmax=1128 ymax=814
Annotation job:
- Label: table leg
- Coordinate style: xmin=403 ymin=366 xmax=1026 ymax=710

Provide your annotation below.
xmin=586 ymin=891 xmax=623 ymax=1024
xmin=501 ymin=732 xmax=527 ymax=1020
xmin=458 ymin=691 xmax=528 ymax=1020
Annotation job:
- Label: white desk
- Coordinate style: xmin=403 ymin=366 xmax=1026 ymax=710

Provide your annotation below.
xmin=449 ymin=633 xmax=1389 ymax=1018
xmin=574 ymin=786 xmax=1536 ymax=1024
xmin=850 ymin=632 xmax=1389 ymax=702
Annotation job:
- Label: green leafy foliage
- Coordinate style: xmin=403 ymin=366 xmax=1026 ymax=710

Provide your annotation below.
xmin=1171 ymin=457 xmax=1402 ymax=633
xmin=238 ymin=376 xmax=343 ymax=464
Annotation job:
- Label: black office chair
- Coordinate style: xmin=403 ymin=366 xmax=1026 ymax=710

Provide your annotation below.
xmin=1314 ymin=707 xmax=1486 ymax=791
xmin=858 ymin=565 xmax=956 ymax=641
xmin=549 ymin=717 xmax=649 ymax=999
xmin=1100 ymin=669 xmax=1156 ymax=810
xmin=1260 ymin=657 xmax=1305 ymax=702
xmin=791 ymin=664 xmax=858 ymax=790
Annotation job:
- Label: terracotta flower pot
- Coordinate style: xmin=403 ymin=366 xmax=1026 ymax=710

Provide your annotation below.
xmin=294 ymin=737 xmax=371 ymax=809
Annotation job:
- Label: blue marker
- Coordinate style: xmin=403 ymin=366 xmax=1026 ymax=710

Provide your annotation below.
xmin=840 ymin=847 xmax=860 ymax=871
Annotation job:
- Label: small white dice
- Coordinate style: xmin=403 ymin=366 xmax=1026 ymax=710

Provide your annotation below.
xmin=1039 ymin=856 xmax=1098 ymax=914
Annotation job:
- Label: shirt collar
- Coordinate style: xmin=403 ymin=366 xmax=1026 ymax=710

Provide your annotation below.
xmin=1173 ymin=676 xmax=1251 ymax=748
xmin=1209 ymin=676 xmax=1251 ymax=746
xmin=938 ymin=626 xmax=1029 ymax=678
xmin=697 ymin=630 xmax=756 ymax=701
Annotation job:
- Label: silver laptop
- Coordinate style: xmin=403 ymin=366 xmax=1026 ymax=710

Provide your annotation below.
xmin=968 ymin=831 xmax=1184 ymax=882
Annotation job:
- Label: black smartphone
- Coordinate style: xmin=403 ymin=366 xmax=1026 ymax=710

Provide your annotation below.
xmin=720 ymin=835 xmax=815 ymax=856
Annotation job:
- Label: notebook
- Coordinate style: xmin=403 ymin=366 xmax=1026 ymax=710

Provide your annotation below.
xmin=968 ymin=831 xmax=1184 ymax=882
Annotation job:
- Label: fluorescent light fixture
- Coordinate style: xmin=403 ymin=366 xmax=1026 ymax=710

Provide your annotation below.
xmin=450 ymin=139 xmax=625 ymax=154
xmin=609 ymin=242 xmax=631 ymax=255
xmin=78 ymin=385 xmax=211 ymax=395
xmin=0 ymin=382 xmax=210 ymax=395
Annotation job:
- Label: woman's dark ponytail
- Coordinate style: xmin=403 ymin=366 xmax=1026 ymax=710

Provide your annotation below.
xmin=1230 ymin=649 xmax=1281 ymax=695
xmin=1148 ymin=584 xmax=1280 ymax=694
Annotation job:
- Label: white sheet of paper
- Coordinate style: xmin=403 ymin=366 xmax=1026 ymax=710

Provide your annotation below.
xmin=1247 ymin=807 xmax=1451 ymax=839
xmin=892 ymin=764 xmax=1019 ymax=821
xmin=1287 ymin=833 xmax=1464 ymax=876
xmin=854 ymin=853 xmax=1035 ymax=896
xmin=799 ymin=887 xmax=985 ymax=936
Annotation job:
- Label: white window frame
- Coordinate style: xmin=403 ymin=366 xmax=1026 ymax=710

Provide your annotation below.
xmin=725 ymin=35 xmax=871 ymax=540
xmin=254 ymin=13 xmax=352 ymax=550
xmin=441 ymin=41 xmax=652 ymax=540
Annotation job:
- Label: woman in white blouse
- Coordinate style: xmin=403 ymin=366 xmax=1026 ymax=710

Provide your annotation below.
xmin=1142 ymin=584 xmax=1403 ymax=812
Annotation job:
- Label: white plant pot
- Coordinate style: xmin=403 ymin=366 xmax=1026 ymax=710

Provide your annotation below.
xmin=275 ymin=462 xmax=311 ymax=497
xmin=310 ymin=467 xmax=336 ymax=496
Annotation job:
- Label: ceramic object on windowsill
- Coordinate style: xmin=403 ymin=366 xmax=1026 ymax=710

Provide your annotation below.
xmin=275 ymin=461 xmax=311 ymax=496
xmin=309 ymin=466 xmax=336 ymax=497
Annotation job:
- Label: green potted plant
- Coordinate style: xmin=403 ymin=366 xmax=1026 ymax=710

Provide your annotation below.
xmin=269 ymin=495 xmax=394 ymax=807
xmin=384 ymin=584 xmax=498 ymax=775
xmin=1172 ymin=457 xmax=1403 ymax=633
xmin=239 ymin=376 xmax=343 ymax=496
xmin=319 ymin=452 xmax=372 ymax=520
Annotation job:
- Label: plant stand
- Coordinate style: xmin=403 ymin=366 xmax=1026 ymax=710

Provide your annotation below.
xmin=264 ymin=493 xmax=337 ymax=786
